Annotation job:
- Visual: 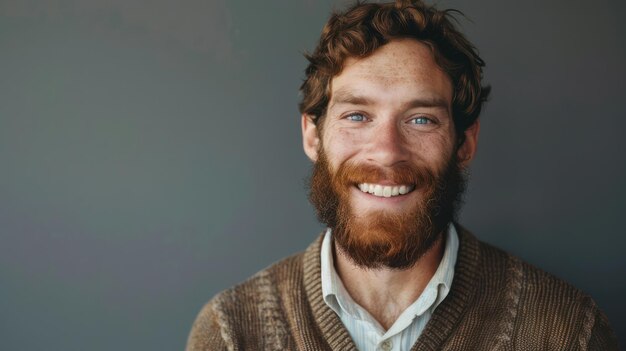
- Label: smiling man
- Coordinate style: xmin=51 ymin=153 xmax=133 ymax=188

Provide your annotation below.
xmin=186 ymin=1 xmax=617 ymax=350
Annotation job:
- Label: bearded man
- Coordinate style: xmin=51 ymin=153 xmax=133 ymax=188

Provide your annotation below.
xmin=186 ymin=1 xmax=617 ymax=350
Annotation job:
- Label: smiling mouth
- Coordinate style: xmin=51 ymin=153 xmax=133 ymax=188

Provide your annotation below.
xmin=356 ymin=183 xmax=416 ymax=198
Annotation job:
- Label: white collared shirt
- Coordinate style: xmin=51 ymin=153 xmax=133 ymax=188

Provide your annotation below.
xmin=320 ymin=224 xmax=459 ymax=351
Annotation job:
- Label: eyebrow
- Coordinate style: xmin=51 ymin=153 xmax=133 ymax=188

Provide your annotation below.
xmin=329 ymin=89 xmax=450 ymax=111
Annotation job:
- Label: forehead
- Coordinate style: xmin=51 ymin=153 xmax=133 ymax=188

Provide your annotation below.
xmin=329 ymin=39 xmax=453 ymax=107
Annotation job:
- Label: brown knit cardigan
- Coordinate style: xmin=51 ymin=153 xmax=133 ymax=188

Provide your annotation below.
xmin=186 ymin=227 xmax=618 ymax=350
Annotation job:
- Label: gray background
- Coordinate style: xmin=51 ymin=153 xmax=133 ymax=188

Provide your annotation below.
xmin=1 ymin=0 xmax=624 ymax=349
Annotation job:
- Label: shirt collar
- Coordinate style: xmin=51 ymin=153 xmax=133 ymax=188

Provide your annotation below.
xmin=320 ymin=224 xmax=459 ymax=326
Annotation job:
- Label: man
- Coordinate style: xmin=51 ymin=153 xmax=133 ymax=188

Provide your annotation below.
xmin=186 ymin=1 xmax=617 ymax=350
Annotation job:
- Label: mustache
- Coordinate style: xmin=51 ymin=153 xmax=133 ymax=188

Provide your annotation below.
xmin=333 ymin=161 xmax=437 ymax=188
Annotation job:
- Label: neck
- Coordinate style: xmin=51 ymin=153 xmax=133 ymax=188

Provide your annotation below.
xmin=334 ymin=233 xmax=445 ymax=330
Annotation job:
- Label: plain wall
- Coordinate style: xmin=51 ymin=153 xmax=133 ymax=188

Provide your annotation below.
xmin=0 ymin=0 xmax=624 ymax=349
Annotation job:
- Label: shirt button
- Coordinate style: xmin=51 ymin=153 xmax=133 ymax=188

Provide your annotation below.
xmin=380 ymin=340 xmax=393 ymax=351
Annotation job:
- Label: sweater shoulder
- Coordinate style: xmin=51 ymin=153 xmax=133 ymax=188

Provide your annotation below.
xmin=475 ymin=238 xmax=583 ymax=296
xmin=472 ymin=238 xmax=615 ymax=349
xmin=212 ymin=251 xmax=305 ymax=311
xmin=187 ymin=251 xmax=306 ymax=350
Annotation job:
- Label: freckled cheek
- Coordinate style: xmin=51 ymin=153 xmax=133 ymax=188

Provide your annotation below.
xmin=406 ymin=134 xmax=454 ymax=162
xmin=323 ymin=129 xmax=365 ymax=162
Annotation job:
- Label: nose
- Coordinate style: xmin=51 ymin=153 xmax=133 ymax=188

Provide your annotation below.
xmin=366 ymin=119 xmax=410 ymax=167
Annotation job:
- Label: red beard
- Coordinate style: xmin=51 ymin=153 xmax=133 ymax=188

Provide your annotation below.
xmin=308 ymin=147 xmax=466 ymax=269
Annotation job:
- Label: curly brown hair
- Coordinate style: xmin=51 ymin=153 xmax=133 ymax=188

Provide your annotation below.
xmin=299 ymin=0 xmax=490 ymax=142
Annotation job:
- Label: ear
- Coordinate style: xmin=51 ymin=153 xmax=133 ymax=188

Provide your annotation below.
xmin=302 ymin=114 xmax=320 ymax=162
xmin=457 ymin=119 xmax=480 ymax=168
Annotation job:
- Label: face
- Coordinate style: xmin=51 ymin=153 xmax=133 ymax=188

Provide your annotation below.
xmin=303 ymin=39 xmax=479 ymax=269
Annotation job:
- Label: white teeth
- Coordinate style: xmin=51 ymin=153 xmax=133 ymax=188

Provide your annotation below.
xmin=374 ymin=185 xmax=383 ymax=196
xmin=357 ymin=183 xmax=414 ymax=198
xmin=383 ymin=187 xmax=391 ymax=197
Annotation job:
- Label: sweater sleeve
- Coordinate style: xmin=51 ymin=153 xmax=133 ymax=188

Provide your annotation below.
xmin=185 ymin=299 xmax=230 ymax=351
xmin=586 ymin=309 xmax=618 ymax=351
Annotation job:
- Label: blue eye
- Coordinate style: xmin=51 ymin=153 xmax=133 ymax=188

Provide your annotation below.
xmin=411 ymin=116 xmax=431 ymax=124
xmin=346 ymin=113 xmax=366 ymax=122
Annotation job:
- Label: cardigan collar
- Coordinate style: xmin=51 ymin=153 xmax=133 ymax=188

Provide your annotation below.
xmin=302 ymin=223 xmax=481 ymax=351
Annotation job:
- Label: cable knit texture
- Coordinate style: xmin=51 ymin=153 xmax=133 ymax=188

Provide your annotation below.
xmin=186 ymin=227 xmax=618 ymax=350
